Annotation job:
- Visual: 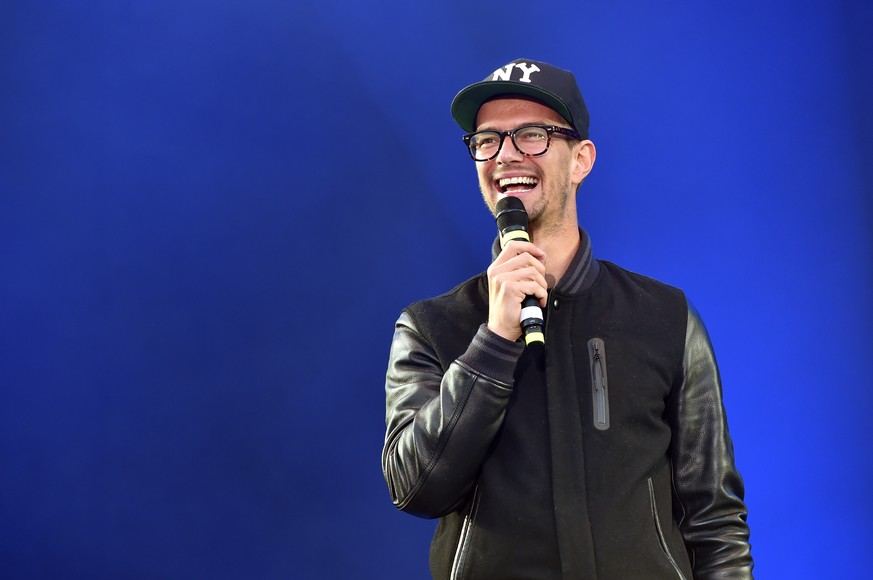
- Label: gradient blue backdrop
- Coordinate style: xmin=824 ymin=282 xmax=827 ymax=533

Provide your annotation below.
xmin=2 ymin=1 xmax=871 ymax=578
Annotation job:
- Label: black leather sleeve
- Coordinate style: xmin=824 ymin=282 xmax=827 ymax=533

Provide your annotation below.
xmin=381 ymin=312 xmax=521 ymax=518
xmin=670 ymin=302 xmax=754 ymax=579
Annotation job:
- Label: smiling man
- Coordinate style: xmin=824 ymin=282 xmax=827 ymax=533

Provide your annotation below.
xmin=382 ymin=59 xmax=753 ymax=579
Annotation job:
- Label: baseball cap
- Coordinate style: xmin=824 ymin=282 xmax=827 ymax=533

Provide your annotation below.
xmin=450 ymin=58 xmax=590 ymax=139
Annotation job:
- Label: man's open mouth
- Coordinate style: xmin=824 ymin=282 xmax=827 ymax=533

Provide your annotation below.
xmin=498 ymin=176 xmax=539 ymax=193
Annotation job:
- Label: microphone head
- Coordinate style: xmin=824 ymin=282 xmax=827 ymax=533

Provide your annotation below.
xmin=495 ymin=196 xmax=528 ymax=233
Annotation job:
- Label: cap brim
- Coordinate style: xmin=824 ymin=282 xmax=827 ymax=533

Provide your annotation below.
xmin=450 ymin=81 xmax=574 ymax=132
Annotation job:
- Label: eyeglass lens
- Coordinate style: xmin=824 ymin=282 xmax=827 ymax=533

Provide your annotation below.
xmin=469 ymin=126 xmax=550 ymax=160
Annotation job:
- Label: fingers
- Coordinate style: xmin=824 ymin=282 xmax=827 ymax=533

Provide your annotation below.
xmin=486 ymin=241 xmax=548 ymax=341
xmin=488 ymin=266 xmax=548 ymax=301
xmin=489 ymin=241 xmax=547 ymax=296
xmin=494 ymin=240 xmax=545 ymax=267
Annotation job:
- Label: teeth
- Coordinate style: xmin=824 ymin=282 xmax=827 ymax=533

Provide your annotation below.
xmin=498 ymin=176 xmax=538 ymax=188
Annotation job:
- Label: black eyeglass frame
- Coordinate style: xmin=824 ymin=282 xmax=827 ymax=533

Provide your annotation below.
xmin=462 ymin=124 xmax=583 ymax=162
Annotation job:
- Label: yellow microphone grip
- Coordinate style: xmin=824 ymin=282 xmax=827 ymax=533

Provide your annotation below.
xmin=500 ymin=229 xmax=530 ymax=247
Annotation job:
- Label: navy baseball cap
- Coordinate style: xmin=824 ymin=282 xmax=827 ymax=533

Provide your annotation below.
xmin=450 ymin=58 xmax=590 ymax=139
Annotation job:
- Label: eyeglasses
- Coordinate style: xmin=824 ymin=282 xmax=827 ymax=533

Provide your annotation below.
xmin=462 ymin=124 xmax=582 ymax=162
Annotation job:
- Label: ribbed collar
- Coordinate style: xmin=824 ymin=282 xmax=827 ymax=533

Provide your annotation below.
xmin=490 ymin=227 xmax=600 ymax=297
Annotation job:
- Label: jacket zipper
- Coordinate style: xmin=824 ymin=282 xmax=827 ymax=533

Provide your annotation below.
xmin=648 ymin=478 xmax=688 ymax=580
xmin=450 ymin=484 xmax=480 ymax=580
xmin=587 ymin=337 xmax=610 ymax=430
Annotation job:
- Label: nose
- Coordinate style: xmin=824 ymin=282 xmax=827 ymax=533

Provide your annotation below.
xmin=495 ymin=133 xmax=523 ymax=165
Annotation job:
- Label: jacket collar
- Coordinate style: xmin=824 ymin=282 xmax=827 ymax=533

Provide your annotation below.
xmin=490 ymin=227 xmax=600 ymax=297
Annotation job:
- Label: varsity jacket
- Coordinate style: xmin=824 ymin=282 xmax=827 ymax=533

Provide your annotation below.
xmin=382 ymin=229 xmax=753 ymax=579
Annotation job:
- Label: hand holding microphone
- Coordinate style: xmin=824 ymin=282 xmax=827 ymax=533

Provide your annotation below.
xmin=487 ymin=197 xmax=547 ymax=346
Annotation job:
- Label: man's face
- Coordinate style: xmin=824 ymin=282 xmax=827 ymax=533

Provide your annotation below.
xmin=473 ymin=97 xmax=581 ymax=234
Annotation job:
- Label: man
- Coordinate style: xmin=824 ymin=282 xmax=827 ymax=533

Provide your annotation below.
xmin=382 ymin=58 xmax=752 ymax=579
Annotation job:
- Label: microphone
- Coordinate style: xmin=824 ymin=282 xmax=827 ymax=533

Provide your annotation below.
xmin=495 ymin=196 xmax=545 ymax=346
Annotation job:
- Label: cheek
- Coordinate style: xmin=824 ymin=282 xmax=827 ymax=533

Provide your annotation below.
xmin=476 ymin=166 xmax=494 ymax=192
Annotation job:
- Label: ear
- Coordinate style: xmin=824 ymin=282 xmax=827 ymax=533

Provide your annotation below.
xmin=571 ymin=140 xmax=596 ymax=186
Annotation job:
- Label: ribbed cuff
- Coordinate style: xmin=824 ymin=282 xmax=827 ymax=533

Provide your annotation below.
xmin=456 ymin=324 xmax=524 ymax=386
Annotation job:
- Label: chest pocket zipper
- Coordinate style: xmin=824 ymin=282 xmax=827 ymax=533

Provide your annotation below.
xmin=587 ymin=338 xmax=610 ymax=430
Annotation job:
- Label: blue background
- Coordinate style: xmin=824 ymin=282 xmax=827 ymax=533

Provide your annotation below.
xmin=2 ymin=1 xmax=871 ymax=578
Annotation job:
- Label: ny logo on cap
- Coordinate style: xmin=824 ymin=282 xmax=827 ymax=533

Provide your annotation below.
xmin=491 ymin=62 xmax=541 ymax=84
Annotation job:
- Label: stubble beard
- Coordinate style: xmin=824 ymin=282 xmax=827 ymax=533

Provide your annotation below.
xmin=527 ymin=172 xmax=573 ymax=239
xmin=480 ymin=170 xmax=575 ymax=239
